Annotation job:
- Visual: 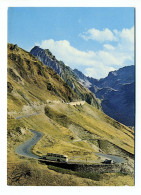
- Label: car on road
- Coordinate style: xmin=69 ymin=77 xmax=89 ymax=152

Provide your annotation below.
xmin=102 ymin=159 xmax=114 ymax=164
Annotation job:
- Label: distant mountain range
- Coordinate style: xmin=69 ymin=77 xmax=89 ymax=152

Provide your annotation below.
xmin=30 ymin=46 xmax=135 ymax=126
xmin=7 ymin=43 xmax=134 ymax=186
xmin=74 ymin=66 xmax=135 ymax=126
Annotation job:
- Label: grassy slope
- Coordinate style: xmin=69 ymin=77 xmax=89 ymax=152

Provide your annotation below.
xmin=7 ymin=160 xmax=134 ymax=186
xmin=7 ymin=44 xmax=79 ymax=112
xmin=7 ymin=44 xmax=134 ymax=186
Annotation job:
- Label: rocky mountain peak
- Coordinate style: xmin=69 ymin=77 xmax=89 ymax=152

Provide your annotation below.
xmin=30 ymin=46 xmax=101 ymax=109
xmin=30 ymin=46 xmax=63 ymax=75
xmin=73 ymin=65 xmax=135 ymax=126
xmin=8 ymin=43 xmax=19 ymax=51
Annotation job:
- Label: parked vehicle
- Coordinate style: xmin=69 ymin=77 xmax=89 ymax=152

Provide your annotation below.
xmin=102 ymin=159 xmax=114 ymax=164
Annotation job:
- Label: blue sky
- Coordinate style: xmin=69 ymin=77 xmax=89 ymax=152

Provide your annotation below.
xmin=8 ymin=7 xmax=134 ymax=79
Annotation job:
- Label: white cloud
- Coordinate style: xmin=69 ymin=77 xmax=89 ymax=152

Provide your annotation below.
xmin=85 ymin=66 xmax=115 ymax=79
xmin=114 ymin=27 xmax=134 ymax=44
xmin=98 ymin=51 xmax=122 ymax=65
xmin=80 ymin=28 xmax=117 ymax=42
xmin=104 ymin=44 xmax=115 ymax=50
xmin=37 ymin=26 xmax=134 ymax=79
xmin=80 ymin=27 xmax=134 ymax=48
xmin=37 ymin=39 xmax=97 ymax=67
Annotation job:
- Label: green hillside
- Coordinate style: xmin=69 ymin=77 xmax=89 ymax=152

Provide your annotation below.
xmin=7 ymin=44 xmax=134 ymax=186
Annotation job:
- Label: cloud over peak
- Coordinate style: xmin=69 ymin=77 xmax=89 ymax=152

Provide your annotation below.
xmin=37 ymin=26 xmax=134 ymax=79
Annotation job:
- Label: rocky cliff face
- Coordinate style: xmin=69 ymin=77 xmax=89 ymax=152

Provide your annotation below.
xmin=73 ymin=69 xmax=92 ymax=88
xmin=7 ymin=43 xmax=79 ymax=107
xmin=30 ymin=46 xmax=63 ymax=75
xmin=30 ymin=46 xmax=101 ymax=109
xmin=74 ymin=66 xmax=135 ymax=126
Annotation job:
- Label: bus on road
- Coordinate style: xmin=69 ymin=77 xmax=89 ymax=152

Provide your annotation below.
xmin=39 ymin=153 xmax=68 ymax=163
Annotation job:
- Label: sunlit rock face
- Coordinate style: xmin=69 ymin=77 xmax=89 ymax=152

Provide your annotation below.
xmin=30 ymin=46 xmax=101 ymax=109
xmin=30 ymin=46 xmax=63 ymax=75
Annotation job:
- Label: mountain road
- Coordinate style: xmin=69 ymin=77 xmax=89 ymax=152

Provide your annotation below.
xmin=16 ymin=129 xmax=43 ymax=159
xmin=95 ymin=153 xmax=126 ymax=163
xmin=15 ymin=106 xmax=126 ymax=164
xmin=15 ymin=129 xmax=126 ymax=164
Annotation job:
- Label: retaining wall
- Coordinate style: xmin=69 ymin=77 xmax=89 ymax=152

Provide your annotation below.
xmin=39 ymin=160 xmax=123 ymax=174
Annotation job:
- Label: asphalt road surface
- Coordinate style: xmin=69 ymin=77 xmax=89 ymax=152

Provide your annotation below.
xmin=95 ymin=152 xmax=126 ymax=163
xmin=15 ymin=128 xmax=125 ymax=164
xmin=16 ymin=112 xmax=39 ymax=120
xmin=16 ymin=129 xmax=43 ymax=159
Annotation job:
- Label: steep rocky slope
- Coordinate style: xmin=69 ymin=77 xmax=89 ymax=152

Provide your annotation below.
xmin=7 ymin=44 xmax=134 ymax=186
xmin=30 ymin=46 xmax=101 ymax=109
xmin=8 ymin=43 xmax=79 ymax=112
xmin=74 ymin=66 xmax=135 ymax=126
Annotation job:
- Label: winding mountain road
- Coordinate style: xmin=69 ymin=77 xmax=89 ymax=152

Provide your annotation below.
xmin=15 ymin=108 xmax=126 ymax=164
xmin=15 ymin=129 xmax=126 ymax=164
xmin=95 ymin=153 xmax=126 ymax=163
xmin=16 ymin=129 xmax=43 ymax=159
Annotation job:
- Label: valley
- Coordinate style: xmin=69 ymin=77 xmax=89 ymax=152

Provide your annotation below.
xmin=7 ymin=44 xmax=134 ymax=186
xmin=74 ymin=66 xmax=135 ymax=127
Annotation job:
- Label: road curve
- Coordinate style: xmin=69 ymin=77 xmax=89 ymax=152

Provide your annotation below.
xmin=15 ymin=128 xmax=126 ymax=164
xmin=16 ymin=129 xmax=43 ymax=159
xmin=95 ymin=152 xmax=126 ymax=163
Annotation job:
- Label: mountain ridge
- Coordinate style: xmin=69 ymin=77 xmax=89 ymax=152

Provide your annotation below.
xmin=7 ymin=43 xmax=80 ymax=110
xmin=7 ymin=43 xmax=134 ymax=186
xmin=74 ymin=65 xmax=135 ymax=126
xmin=30 ymin=46 xmax=101 ymax=109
